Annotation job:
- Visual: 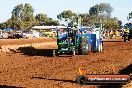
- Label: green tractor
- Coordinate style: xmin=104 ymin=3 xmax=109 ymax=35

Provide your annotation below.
xmin=53 ymin=27 xmax=89 ymax=56
xmin=53 ymin=25 xmax=103 ymax=56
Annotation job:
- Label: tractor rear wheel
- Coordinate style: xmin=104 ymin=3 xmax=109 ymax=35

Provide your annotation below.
xmin=81 ymin=39 xmax=89 ymax=55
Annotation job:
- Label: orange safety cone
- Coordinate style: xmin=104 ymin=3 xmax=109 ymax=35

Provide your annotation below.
xmin=79 ymin=66 xmax=86 ymax=75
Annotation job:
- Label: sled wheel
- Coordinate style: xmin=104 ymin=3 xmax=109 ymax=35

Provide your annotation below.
xmin=76 ymin=75 xmax=85 ymax=84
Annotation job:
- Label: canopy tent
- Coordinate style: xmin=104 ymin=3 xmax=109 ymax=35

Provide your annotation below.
xmin=3 ymin=28 xmax=14 ymax=31
xmin=32 ymin=26 xmax=67 ymax=30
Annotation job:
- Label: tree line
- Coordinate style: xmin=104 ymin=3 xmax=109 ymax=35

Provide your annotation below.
xmin=57 ymin=3 xmax=123 ymax=30
xmin=0 ymin=3 xmax=59 ymax=30
xmin=0 ymin=3 xmax=131 ymax=30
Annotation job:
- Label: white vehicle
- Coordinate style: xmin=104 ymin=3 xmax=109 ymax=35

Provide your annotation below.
xmin=22 ymin=31 xmax=40 ymax=38
xmin=2 ymin=32 xmax=9 ymax=39
xmin=32 ymin=26 xmax=67 ymax=37
xmin=22 ymin=32 xmax=34 ymax=38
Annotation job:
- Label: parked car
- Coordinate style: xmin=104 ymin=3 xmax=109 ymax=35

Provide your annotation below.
xmin=2 ymin=32 xmax=9 ymax=39
xmin=13 ymin=33 xmax=23 ymax=39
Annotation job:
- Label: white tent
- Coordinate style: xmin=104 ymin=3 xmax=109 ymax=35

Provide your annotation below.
xmin=32 ymin=26 xmax=67 ymax=29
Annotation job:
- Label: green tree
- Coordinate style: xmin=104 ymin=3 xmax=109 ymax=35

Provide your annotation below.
xmin=11 ymin=3 xmax=35 ymax=30
xmin=11 ymin=4 xmax=23 ymax=22
xmin=128 ymin=12 xmax=132 ymax=20
xmin=21 ymin=3 xmax=35 ymax=21
xmin=89 ymin=3 xmax=113 ymax=23
xmin=124 ymin=23 xmax=132 ymax=29
xmin=0 ymin=23 xmax=7 ymax=29
xmin=46 ymin=18 xmax=59 ymax=26
xmin=1 ymin=3 xmax=60 ymax=29
xmin=35 ymin=14 xmax=59 ymax=26
xmin=89 ymin=3 xmax=113 ymax=17
xmin=35 ymin=13 xmax=48 ymax=25
xmin=79 ymin=13 xmax=95 ymax=26
xmin=104 ymin=18 xmax=119 ymax=30
xmin=57 ymin=10 xmax=77 ymax=26
xmin=117 ymin=20 xmax=122 ymax=29
xmin=21 ymin=3 xmax=36 ymax=30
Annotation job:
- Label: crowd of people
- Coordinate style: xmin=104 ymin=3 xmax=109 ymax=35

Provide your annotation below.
xmin=102 ymin=28 xmax=131 ymax=42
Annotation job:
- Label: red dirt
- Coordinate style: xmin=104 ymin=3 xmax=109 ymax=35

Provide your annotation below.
xmin=0 ymin=38 xmax=56 ymax=46
xmin=0 ymin=38 xmax=132 ymax=88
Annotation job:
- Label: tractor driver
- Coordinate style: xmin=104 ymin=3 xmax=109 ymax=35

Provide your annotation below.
xmin=69 ymin=31 xmax=75 ymax=45
xmin=59 ymin=28 xmax=67 ymax=35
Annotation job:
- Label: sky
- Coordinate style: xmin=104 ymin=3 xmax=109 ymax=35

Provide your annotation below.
xmin=0 ymin=0 xmax=132 ymax=25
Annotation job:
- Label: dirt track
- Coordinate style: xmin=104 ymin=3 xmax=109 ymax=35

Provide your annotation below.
xmin=0 ymin=38 xmax=132 ymax=88
xmin=0 ymin=38 xmax=56 ymax=46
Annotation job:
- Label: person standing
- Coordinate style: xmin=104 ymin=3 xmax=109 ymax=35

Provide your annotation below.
xmin=123 ymin=28 xmax=130 ymax=42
